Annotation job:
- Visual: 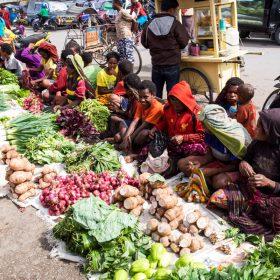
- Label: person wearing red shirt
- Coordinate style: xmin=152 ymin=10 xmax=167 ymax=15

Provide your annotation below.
xmin=130 ymin=0 xmax=148 ymax=27
xmin=0 ymin=5 xmax=10 ymax=29
xmin=150 ymin=80 xmax=207 ymax=158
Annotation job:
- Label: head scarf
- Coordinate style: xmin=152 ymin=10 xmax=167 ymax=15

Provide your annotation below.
xmin=38 ymin=42 xmax=59 ymax=62
xmin=259 ymin=108 xmax=280 ymax=146
xmin=67 ymin=54 xmax=84 ymax=77
xmin=168 ymin=81 xmax=199 ymax=112
xmin=199 ymin=104 xmax=252 ymax=159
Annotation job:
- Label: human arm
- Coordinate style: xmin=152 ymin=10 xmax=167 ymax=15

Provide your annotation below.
xmin=248 ymin=174 xmax=280 ymax=193
xmin=174 ymin=20 xmax=189 ymax=49
xmin=131 ymin=121 xmax=153 ymax=142
xmin=119 ymin=118 xmax=140 ymax=151
xmin=141 ymin=21 xmax=149 ymax=48
xmin=97 ymin=86 xmax=114 ymax=95
xmin=201 ymin=160 xmax=239 ymax=177
xmin=239 ymin=160 xmax=256 ymax=178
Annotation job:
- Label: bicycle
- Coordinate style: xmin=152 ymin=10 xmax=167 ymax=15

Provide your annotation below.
xmin=262 ymin=75 xmax=280 ymax=110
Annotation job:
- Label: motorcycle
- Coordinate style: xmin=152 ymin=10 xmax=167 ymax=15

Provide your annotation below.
xmin=14 ymin=32 xmax=51 ymax=50
xmin=262 ymin=75 xmax=280 ymax=110
xmin=32 ymin=15 xmax=58 ymax=32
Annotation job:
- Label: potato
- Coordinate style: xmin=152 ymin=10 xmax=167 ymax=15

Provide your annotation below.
xmin=1 ymin=144 xmax=14 ymax=153
xmin=139 ymin=172 xmax=151 ymax=185
xmin=123 ymin=197 xmax=139 ymax=210
xmin=6 ymin=150 xmax=20 ymax=159
xmin=9 ymin=171 xmax=32 ymax=185
xmin=39 ymin=179 xmax=51 ymax=189
xmin=43 ymin=173 xmax=55 ymax=184
xmin=9 ymin=158 xmax=26 ymax=171
xmin=18 ymin=188 xmax=36 ymax=202
xmin=42 ymin=165 xmax=54 ymax=175
xmin=24 ymin=163 xmax=36 ymax=172
xmin=15 ymin=182 xmax=35 ymax=194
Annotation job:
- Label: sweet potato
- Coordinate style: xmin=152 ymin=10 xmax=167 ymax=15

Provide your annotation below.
xmin=6 ymin=150 xmax=20 ymax=159
xmin=43 ymin=174 xmax=55 ymax=184
xmin=18 ymin=188 xmax=36 ymax=202
xmin=9 ymin=171 xmax=32 ymax=185
xmin=170 ymin=219 xmax=179 ymax=230
xmin=42 ymin=165 xmax=54 ymax=175
xmin=123 ymin=197 xmax=139 ymax=210
xmin=130 ymin=205 xmax=143 ymax=216
xmin=170 ymin=243 xmax=180 ymax=253
xmin=178 ymin=224 xmax=189 ymax=234
xmin=189 ymin=225 xmax=199 ymax=235
xmin=9 ymin=158 xmax=26 ymax=171
xmin=15 ymin=182 xmax=35 ymax=194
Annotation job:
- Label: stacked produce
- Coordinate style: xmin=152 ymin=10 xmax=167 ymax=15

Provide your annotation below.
xmin=5 ymin=113 xmax=58 ymax=153
xmin=22 ymin=93 xmax=44 ymax=113
xmin=113 ymin=185 xmax=145 ymax=216
xmin=65 ymin=142 xmax=120 ymax=174
xmin=0 ymin=68 xmax=18 ymax=85
xmin=25 ymin=129 xmax=75 ymax=164
xmin=1 ymin=144 xmax=20 ymax=165
xmin=0 ymin=95 xmax=10 ymax=112
xmin=39 ymin=171 xmax=127 ymax=215
xmin=56 ymin=109 xmax=99 ymax=143
xmin=6 ymin=156 xmax=36 ymax=202
xmin=53 ymin=196 xmax=152 ymax=279
xmin=77 ymin=99 xmax=110 ymax=132
xmin=36 ymin=165 xmax=57 ymax=190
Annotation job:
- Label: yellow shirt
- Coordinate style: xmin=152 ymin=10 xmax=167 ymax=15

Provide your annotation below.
xmin=96 ymin=68 xmax=118 ymax=105
xmin=42 ymin=58 xmax=57 ymax=80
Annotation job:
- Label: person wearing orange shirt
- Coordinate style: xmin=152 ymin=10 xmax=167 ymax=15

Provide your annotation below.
xmin=119 ymin=80 xmax=163 ymax=153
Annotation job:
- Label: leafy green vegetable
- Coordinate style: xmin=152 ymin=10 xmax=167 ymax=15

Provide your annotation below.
xmin=25 ymin=129 xmax=75 ymax=164
xmin=77 ymin=99 xmax=110 ymax=132
xmin=0 ymin=95 xmax=9 ymax=112
xmin=0 ymin=68 xmax=18 ymax=85
xmin=65 ymin=142 xmax=120 ymax=173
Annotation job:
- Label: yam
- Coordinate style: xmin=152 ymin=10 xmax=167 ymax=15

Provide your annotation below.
xmin=178 ymin=233 xmax=192 ymax=248
xmin=152 ymin=232 xmax=160 ymax=242
xmin=6 ymin=150 xmax=20 ymax=159
xmin=186 ymin=210 xmax=202 ymax=224
xmin=190 ymin=239 xmax=201 ymax=253
xmin=189 ymin=225 xmax=199 ymax=235
xmin=161 ymin=217 xmax=169 ymax=224
xmin=158 ymin=196 xmax=178 ymax=209
xmin=139 ymin=172 xmax=151 ymax=185
xmin=42 ymin=165 xmax=54 ymax=175
xmin=196 ymin=216 xmax=209 ymax=230
xmin=169 ymin=234 xmax=178 ymax=244
xmin=119 ymin=185 xmax=139 ymax=198
xmin=18 ymin=188 xmax=36 ymax=202
xmin=156 ymin=207 xmax=166 ymax=218
xmin=178 ymin=224 xmax=189 ymax=234
xmin=164 ymin=206 xmax=183 ymax=222
xmin=169 ymin=219 xmax=179 ymax=230
xmin=15 ymin=182 xmax=35 ymax=194
xmin=130 ymin=205 xmax=143 ymax=216
xmin=149 ymin=195 xmax=156 ymax=203
xmin=204 ymin=225 xmax=214 ymax=237
xmin=43 ymin=174 xmax=55 ymax=184
xmin=157 ymin=222 xmax=171 ymax=237
xmin=160 ymin=236 xmax=170 ymax=247
xmin=152 ymin=187 xmax=173 ymax=197
xmin=170 ymin=243 xmax=180 ymax=253
xmin=9 ymin=158 xmax=26 ymax=171
xmin=123 ymin=197 xmax=139 ymax=210
xmin=151 ymin=200 xmax=158 ymax=208
xmin=9 ymin=171 xmax=32 ymax=185
xmin=147 ymin=219 xmax=159 ymax=232
xmin=149 ymin=206 xmax=156 ymax=215
xmin=180 ymin=248 xmax=191 ymax=257
xmin=114 ymin=189 xmax=125 ymax=202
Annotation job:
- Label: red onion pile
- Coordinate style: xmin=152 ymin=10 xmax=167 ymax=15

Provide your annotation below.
xmin=39 ymin=170 xmax=139 ymax=216
xmin=23 ymin=93 xmax=44 ymax=113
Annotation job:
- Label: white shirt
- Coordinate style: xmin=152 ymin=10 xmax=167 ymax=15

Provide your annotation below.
xmin=4 ymin=53 xmax=23 ymax=78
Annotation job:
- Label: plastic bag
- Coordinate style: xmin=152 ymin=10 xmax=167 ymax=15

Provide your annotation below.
xmin=148 ymin=131 xmax=168 ymax=158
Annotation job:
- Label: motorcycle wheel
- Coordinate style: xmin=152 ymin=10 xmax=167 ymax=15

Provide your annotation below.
xmin=49 ymin=21 xmax=58 ymax=31
xmin=32 ymin=23 xmax=39 ymax=32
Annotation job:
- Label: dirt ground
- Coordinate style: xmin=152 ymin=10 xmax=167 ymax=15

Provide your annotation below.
xmin=0 ymin=197 xmax=85 ymax=280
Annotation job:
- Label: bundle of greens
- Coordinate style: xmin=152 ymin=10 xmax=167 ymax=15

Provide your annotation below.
xmin=25 ymin=129 xmax=75 ymax=164
xmin=0 ymin=68 xmax=18 ymax=85
xmin=170 ymin=236 xmax=280 ymax=280
xmin=64 ymin=142 xmax=120 ymax=173
xmin=0 ymin=95 xmax=10 ymax=112
xmin=53 ymin=196 xmax=152 ymax=277
xmin=77 ymin=99 xmax=110 ymax=132
xmin=5 ymin=113 xmax=58 ymax=153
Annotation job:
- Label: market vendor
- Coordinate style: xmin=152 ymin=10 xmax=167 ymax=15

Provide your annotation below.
xmin=209 ymin=109 xmax=280 ymax=241
xmin=29 ymin=42 xmax=58 ymax=89
xmin=53 ymin=54 xmax=86 ymax=111
xmin=178 ymin=104 xmax=251 ymax=189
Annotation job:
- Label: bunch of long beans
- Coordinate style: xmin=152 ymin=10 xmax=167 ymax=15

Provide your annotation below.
xmin=5 ymin=113 xmax=58 ymax=153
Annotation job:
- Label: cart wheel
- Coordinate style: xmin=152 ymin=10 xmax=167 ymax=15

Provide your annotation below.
xmin=262 ymin=89 xmax=280 ymax=110
xmin=133 ymin=45 xmax=142 ymax=74
xmin=180 ymin=67 xmax=213 ymax=106
xmin=275 ymin=27 xmax=280 ymax=45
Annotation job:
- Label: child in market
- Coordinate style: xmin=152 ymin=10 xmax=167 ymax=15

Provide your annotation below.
xmin=96 ymin=51 xmax=119 ymax=105
xmin=236 ymin=83 xmax=257 ymax=139
xmin=53 ymin=54 xmax=86 ymax=111
xmin=0 ymin=43 xmax=23 ymax=78
xmin=119 ymin=80 xmax=164 ymax=153
xmin=215 ymin=77 xmax=244 ymax=118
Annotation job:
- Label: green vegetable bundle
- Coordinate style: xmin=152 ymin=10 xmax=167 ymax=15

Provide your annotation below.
xmin=25 ymin=129 xmax=75 ymax=164
xmin=65 ymin=142 xmax=120 ymax=173
xmin=0 ymin=95 xmax=9 ymax=112
xmin=5 ymin=113 xmax=58 ymax=153
xmin=77 ymin=99 xmax=110 ymax=132
xmin=0 ymin=68 xmax=18 ymax=85
xmin=53 ymin=196 xmax=152 ymax=278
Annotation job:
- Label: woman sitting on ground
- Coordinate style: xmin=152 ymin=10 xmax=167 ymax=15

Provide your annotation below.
xmin=209 ymin=109 xmax=280 ymax=241
xmin=30 ymin=42 xmax=59 ymax=89
xmin=215 ymin=77 xmax=244 ymax=118
xmin=178 ymin=104 xmax=251 ymax=189
xmin=53 ymin=54 xmax=86 ymax=111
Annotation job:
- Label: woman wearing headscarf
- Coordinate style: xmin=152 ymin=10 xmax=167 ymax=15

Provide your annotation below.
xmin=178 ymin=104 xmax=252 ymax=189
xmin=209 ymin=109 xmax=280 ymax=241
xmin=53 ymin=54 xmax=86 ymax=111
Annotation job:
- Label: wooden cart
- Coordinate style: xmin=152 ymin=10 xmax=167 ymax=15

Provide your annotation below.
xmin=155 ymin=0 xmax=247 ymax=104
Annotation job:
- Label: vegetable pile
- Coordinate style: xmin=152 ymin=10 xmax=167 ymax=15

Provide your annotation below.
xmin=39 ymin=171 xmax=130 ymax=215
xmin=53 ymin=196 xmax=152 ymax=278
xmin=25 ymin=129 xmax=75 ymax=164
xmin=56 ymin=109 xmax=99 ymax=143
xmin=22 ymin=93 xmax=44 ymax=113
xmin=5 ymin=113 xmax=58 ymax=153
xmin=36 ymin=165 xmax=57 ymax=190
xmin=0 ymin=68 xmax=18 ymax=85
xmin=77 ymin=99 xmax=110 ymax=132
xmin=0 ymin=95 xmax=10 ymax=112
xmin=65 ymin=142 xmax=120 ymax=174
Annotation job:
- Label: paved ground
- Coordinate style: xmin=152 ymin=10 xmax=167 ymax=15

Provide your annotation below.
xmin=0 ymin=29 xmax=279 ymax=280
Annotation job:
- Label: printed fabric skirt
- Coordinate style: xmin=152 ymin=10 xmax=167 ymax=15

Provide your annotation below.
xmin=117 ymin=38 xmax=134 ymax=63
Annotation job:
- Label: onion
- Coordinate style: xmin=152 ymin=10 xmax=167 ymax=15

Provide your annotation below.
xmin=39 ymin=195 xmax=44 ymax=202
xmin=42 ymin=188 xmax=50 ymax=196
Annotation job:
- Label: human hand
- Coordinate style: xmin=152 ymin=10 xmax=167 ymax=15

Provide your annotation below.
xmin=28 ymin=43 xmax=34 ymax=49
xmin=119 ymin=137 xmax=131 ymax=153
xmin=248 ymin=174 xmax=275 ymax=188
xmin=184 ymin=160 xmax=201 ymax=174
xmin=239 ymin=161 xmax=255 ymax=178
xmin=149 ymin=127 xmax=157 ymax=139
xmin=108 ymin=67 xmax=117 ymax=76
xmin=55 ymin=91 xmax=62 ymax=97
xmin=53 ymin=105 xmax=61 ymax=112
xmin=171 ymin=135 xmax=184 ymax=145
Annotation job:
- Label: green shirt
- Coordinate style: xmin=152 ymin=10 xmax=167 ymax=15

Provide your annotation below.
xmin=83 ymin=65 xmax=101 ymax=88
xmin=38 ymin=8 xmax=49 ymax=17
